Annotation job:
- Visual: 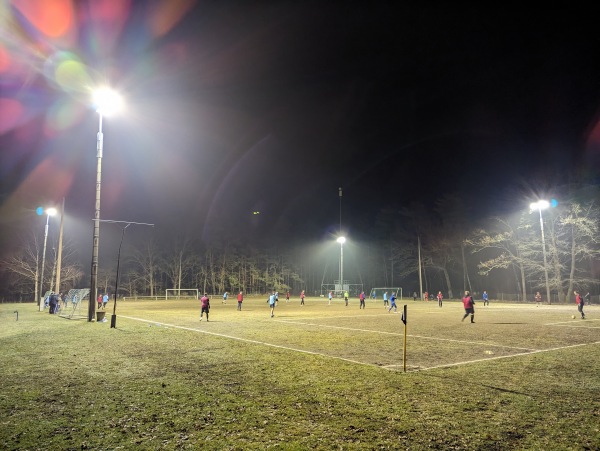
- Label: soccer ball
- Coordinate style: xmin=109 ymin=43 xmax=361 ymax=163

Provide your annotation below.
xmin=571 ymin=315 xmax=576 ymax=319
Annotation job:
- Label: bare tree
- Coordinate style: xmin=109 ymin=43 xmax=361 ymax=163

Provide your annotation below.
xmin=132 ymin=242 xmax=162 ymax=296
xmin=1 ymin=230 xmax=40 ymax=301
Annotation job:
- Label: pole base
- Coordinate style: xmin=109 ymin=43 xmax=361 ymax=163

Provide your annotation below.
xmin=110 ymin=314 xmax=116 ymax=328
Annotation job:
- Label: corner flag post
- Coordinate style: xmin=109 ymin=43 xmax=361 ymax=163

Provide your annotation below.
xmin=402 ymin=304 xmax=407 ymax=372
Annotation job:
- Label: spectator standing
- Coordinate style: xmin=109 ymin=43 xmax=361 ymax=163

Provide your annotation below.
xmin=48 ymin=292 xmax=58 ymax=314
xmin=237 ymin=291 xmax=243 ymax=311
xmin=200 ymin=293 xmax=210 ymax=321
xmin=461 ymin=291 xmax=475 ymax=323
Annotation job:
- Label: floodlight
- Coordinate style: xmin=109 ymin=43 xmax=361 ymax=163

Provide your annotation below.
xmin=93 ymin=87 xmax=123 ymax=116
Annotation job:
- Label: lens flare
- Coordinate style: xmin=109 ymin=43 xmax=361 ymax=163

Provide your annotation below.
xmin=13 ymin=0 xmax=75 ymax=38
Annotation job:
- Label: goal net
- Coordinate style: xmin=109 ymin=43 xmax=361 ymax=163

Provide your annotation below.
xmin=165 ymin=289 xmax=199 ymax=300
xmin=370 ymin=287 xmax=402 ymax=300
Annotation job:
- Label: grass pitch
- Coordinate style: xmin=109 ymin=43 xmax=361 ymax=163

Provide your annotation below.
xmin=1 ymin=297 xmax=599 ymax=449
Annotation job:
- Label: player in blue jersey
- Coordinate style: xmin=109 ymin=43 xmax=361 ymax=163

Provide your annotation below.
xmin=387 ymin=292 xmax=397 ymax=313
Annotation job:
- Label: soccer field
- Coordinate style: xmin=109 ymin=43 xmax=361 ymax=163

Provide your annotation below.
xmin=115 ymin=296 xmax=600 ymax=372
xmin=1 ymin=298 xmax=599 ymax=449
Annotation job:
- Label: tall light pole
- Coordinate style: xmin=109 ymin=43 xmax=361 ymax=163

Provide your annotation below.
xmin=337 ymin=187 xmax=344 ymax=297
xmin=88 ymin=87 xmax=122 ymax=322
xmin=530 ymin=200 xmax=551 ymax=305
xmin=337 ymin=236 xmax=346 ymax=296
xmin=54 ymin=198 xmax=65 ymax=295
xmin=39 ymin=207 xmax=57 ymax=311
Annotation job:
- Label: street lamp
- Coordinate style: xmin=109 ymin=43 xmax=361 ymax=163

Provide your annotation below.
xmin=530 ymin=200 xmax=551 ymax=305
xmin=337 ymin=236 xmax=346 ymax=296
xmin=88 ymin=87 xmax=122 ymax=322
xmin=39 ymin=207 xmax=57 ymax=311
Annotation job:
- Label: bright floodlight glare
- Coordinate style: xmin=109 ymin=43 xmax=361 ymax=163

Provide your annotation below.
xmin=46 ymin=208 xmax=57 ymax=216
xmin=530 ymin=200 xmax=550 ymax=211
xmin=337 ymin=236 xmax=346 ymax=244
xmin=93 ymin=87 xmax=123 ymax=116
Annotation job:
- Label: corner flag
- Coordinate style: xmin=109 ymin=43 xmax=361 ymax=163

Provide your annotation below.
xmin=401 ymin=304 xmax=407 ymax=325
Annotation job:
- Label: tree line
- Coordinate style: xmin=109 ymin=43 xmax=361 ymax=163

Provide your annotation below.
xmin=2 ymin=184 xmax=598 ymax=303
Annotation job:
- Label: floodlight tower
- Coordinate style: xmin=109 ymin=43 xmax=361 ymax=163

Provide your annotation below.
xmin=88 ymin=87 xmax=122 ymax=322
xmin=338 ymin=187 xmax=344 ymax=295
xmin=39 ymin=207 xmax=57 ymax=311
xmin=337 ymin=236 xmax=346 ymax=295
xmin=530 ymin=200 xmax=551 ymax=305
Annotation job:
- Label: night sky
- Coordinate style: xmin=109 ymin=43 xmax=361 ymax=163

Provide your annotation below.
xmin=1 ymin=2 xmax=599 ymax=265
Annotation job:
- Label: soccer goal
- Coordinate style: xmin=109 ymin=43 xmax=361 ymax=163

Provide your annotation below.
xmin=370 ymin=287 xmax=402 ymax=300
xmin=165 ymin=289 xmax=199 ymax=300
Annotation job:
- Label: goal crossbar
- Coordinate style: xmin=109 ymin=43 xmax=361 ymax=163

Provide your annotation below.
xmin=165 ymin=289 xmax=199 ymax=300
xmin=370 ymin=287 xmax=402 ymax=300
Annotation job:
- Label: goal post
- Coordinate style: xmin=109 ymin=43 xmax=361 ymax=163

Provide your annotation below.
xmin=370 ymin=287 xmax=402 ymax=300
xmin=165 ymin=289 xmax=199 ymax=300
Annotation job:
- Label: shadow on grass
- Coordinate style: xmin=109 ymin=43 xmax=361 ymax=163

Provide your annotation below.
xmin=422 ymin=373 xmax=535 ymax=398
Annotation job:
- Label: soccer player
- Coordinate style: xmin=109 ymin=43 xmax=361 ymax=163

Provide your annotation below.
xmin=482 ymin=290 xmax=489 ymax=306
xmin=461 ymin=291 xmax=475 ymax=323
xmin=437 ymin=291 xmax=443 ymax=307
xmin=286 ymin=291 xmax=290 ymax=303
xmin=344 ymin=290 xmax=349 ymax=306
xmin=359 ymin=291 xmax=365 ymax=309
xmin=387 ymin=292 xmax=397 ymax=312
xmin=237 ymin=291 xmax=243 ymax=311
xmin=102 ymin=293 xmax=109 ymax=309
xmin=269 ymin=291 xmax=276 ymax=317
xmin=97 ymin=294 xmax=103 ymax=309
xmin=275 ymin=291 xmax=279 ymax=305
xmin=222 ymin=291 xmax=228 ymax=304
xmin=575 ymin=290 xmax=585 ymax=319
xmin=328 ymin=291 xmax=333 ymax=305
xmin=535 ymin=291 xmax=542 ymax=306
xmin=300 ymin=290 xmax=305 ymax=305
xmin=200 ymin=293 xmax=210 ymax=321
xmin=383 ymin=291 xmax=388 ymax=307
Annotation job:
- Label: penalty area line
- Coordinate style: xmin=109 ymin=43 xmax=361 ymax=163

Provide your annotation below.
xmin=410 ymin=341 xmax=600 ymax=372
xmin=274 ymin=319 xmax=536 ymax=351
xmin=120 ymin=315 xmax=378 ymax=369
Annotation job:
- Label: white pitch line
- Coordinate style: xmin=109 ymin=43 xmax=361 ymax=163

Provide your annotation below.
xmin=546 ymin=319 xmax=600 ymax=326
xmin=120 ymin=315 xmax=598 ymax=374
xmin=120 ymin=315 xmax=378 ymax=369
xmin=273 ymin=319 xmax=536 ymax=351
xmin=412 ymin=341 xmax=600 ymax=372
